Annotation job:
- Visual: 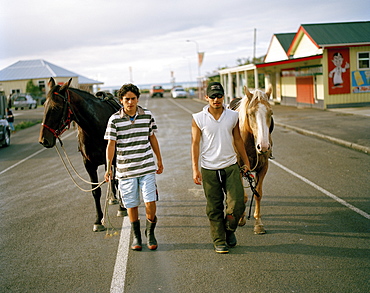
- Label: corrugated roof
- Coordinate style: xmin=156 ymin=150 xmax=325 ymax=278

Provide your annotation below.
xmin=275 ymin=33 xmax=296 ymax=53
xmin=0 ymin=59 xmax=103 ymax=84
xmin=301 ymin=21 xmax=370 ymax=46
xmin=78 ymin=75 xmax=104 ymax=85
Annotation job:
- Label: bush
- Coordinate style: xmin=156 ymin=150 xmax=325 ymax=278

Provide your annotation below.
xmin=14 ymin=121 xmax=41 ymax=132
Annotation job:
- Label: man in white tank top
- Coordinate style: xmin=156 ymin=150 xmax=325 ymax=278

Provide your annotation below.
xmin=191 ymin=82 xmax=250 ymax=254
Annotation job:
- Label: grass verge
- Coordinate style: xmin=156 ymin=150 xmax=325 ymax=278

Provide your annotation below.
xmin=14 ymin=121 xmax=41 ymax=132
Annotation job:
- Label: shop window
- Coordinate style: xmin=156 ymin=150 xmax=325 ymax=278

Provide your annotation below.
xmin=38 ymin=80 xmax=46 ymax=93
xmin=358 ymin=52 xmax=369 ymax=69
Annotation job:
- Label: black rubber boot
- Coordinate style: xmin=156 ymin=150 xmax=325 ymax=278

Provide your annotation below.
xmin=145 ymin=217 xmax=158 ymax=250
xmin=226 ymin=230 xmax=237 ymax=247
xmin=225 ymin=214 xmax=237 ymax=247
xmin=131 ymin=220 xmax=142 ymax=251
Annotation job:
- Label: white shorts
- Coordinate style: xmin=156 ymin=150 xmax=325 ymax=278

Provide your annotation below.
xmin=118 ymin=173 xmax=158 ymax=208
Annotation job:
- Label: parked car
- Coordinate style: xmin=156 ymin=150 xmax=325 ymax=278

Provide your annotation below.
xmin=0 ymin=95 xmax=11 ymax=147
xmin=171 ymin=87 xmax=188 ymax=98
xmin=150 ymin=85 xmax=164 ymax=98
xmin=12 ymin=93 xmax=37 ymax=110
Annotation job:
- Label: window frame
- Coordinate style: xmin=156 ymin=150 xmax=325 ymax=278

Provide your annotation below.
xmin=357 ymin=51 xmax=370 ymax=70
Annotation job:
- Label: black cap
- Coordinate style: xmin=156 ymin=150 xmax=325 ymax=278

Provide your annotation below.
xmin=206 ymin=82 xmax=224 ymax=97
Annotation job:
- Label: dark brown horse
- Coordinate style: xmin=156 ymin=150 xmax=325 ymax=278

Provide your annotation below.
xmin=230 ymin=86 xmax=273 ymax=234
xmin=39 ymin=77 xmax=126 ymax=232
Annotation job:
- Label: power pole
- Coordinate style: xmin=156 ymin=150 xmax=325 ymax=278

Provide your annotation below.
xmin=253 ymin=28 xmax=257 ymax=62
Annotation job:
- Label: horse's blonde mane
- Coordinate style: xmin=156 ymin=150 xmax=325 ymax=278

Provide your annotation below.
xmin=238 ymin=89 xmax=270 ymax=137
xmin=238 ymin=89 xmax=267 ymax=125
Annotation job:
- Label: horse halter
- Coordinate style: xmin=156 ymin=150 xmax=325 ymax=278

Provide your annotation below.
xmin=42 ymin=90 xmax=75 ymax=140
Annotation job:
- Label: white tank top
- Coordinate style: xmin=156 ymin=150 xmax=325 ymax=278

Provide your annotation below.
xmin=193 ymin=105 xmax=239 ymax=170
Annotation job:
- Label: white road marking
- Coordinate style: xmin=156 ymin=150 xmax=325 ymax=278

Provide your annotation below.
xmin=167 ymin=98 xmax=194 ymax=114
xmin=143 ymin=94 xmax=149 ymax=109
xmin=271 ymin=160 xmax=370 ymax=220
xmin=110 ymin=216 xmax=131 ymax=293
xmin=0 ymin=148 xmax=46 ymax=175
xmin=0 ymin=130 xmax=76 ymax=175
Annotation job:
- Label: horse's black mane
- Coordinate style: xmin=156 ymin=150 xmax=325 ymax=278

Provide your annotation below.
xmin=68 ymin=87 xmax=95 ymax=98
xmin=229 ymin=98 xmax=242 ymax=110
xmin=48 ymin=86 xmax=121 ymax=111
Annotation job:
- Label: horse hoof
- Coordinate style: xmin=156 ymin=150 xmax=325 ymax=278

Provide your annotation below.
xmin=93 ymin=224 xmax=106 ymax=232
xmin=109 ymin=199 xmax=119 ymax=205
xmin=117 ymin=209 xmax=128 ymax=217
xmin=238 ymin=217 xmax=247 ymax=226
xmin=254 ymin=225 xmax=266 ymax=234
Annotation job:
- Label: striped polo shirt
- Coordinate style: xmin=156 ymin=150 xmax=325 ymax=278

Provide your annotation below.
xmin=104 ymin=106 xmax=158 ymax=179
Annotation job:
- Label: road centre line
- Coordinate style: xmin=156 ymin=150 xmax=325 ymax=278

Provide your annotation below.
xmin=110 ymin=216 xmax=130 ymax=293
xmin=0 ymin=130 xmax=76 ymax=175
xmin=271 ymin=160 xmax=370 ymax=220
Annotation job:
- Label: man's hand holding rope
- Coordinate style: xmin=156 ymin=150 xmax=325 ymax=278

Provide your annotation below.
xmin=105 ymin=161 xmax=113 ymax=182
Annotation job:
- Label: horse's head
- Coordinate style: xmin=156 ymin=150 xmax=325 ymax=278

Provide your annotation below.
xmin=239 ymin=86 xmax=273 ymax=154
xmin=39 ymin=77 xmax=72 ymax=148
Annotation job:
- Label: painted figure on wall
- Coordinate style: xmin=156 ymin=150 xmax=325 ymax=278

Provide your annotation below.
xmin=328 ymin=48 xmax=350 ymax=94
xmin=329 ymin=52 xmax=349 ymax=87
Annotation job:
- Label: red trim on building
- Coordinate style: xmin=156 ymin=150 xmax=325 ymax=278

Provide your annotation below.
xmin=256 ymin=55 xmax=323 ymax=68
xmin=287 ymin=26 xmax=320 ymax=56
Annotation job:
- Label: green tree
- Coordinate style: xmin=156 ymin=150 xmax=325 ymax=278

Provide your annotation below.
xmin=236 ymin=56 xmax=266 ymax=88
xmin=207 ymin=55 xmax=266 ymax=88
xmin=26 ymin=80 xmax=43 ymax=97
xmin=208 ymin=75 xmax=221 ymax=83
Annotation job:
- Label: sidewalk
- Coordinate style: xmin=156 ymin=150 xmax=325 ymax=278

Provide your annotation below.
xmin=272 ymin=105 xmax=370 ymax=154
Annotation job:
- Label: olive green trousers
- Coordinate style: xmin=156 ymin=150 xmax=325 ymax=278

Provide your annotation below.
xmin=201 ymin=163 xmax=245 ymax=245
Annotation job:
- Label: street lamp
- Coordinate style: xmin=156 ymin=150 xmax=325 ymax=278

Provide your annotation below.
xmin=186 ymin=39 xmax=201 ymax=77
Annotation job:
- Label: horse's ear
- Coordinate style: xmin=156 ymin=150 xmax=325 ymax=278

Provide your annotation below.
xmin=243 ymin=86 xmax=253 ymax=100
xmin=60 ymin=78 xmax=72 ymax=92
xmin=265 ymin=85 xmax=272 ymax=98
xmin=48 ymin=77 xmax=56 ymax=88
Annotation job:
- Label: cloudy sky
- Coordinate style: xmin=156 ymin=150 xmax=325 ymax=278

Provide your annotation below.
xmin=1 ymin=0 xmax=368 ymax=87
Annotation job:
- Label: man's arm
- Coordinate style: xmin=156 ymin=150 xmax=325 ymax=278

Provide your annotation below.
xmin=233 ymin=121 xmax=251 ymax=171
xmin=149 ymin=133 xmax=164 ymax=174
xmin=191 ymin=119 xmax=202 ymax=185
xmin=104 ymin=139 xmax=116 ymax=182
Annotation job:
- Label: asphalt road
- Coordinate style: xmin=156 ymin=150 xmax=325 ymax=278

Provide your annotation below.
xmin=1 ymin=96 xmax=369 ymax=293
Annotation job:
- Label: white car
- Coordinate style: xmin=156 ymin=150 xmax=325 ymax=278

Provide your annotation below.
xmin=12 ymin=94 xmax=37 ymax=110
xmin=171 ymin=87 xmax=187 ymax=98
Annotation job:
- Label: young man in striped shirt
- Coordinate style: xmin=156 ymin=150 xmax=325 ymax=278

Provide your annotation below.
xmin=104 ymin=84 xmax=163 ymax=251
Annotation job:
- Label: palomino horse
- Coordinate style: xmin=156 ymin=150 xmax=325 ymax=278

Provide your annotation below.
xmin=39 ymin=78 xmax=125 ymax=232
xmin=230 ymin=86 xmax=273 ymax=234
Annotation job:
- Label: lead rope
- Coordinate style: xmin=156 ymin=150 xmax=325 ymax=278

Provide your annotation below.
xmin=55 ymin=139 xmax=118 ymax=238
xmin=241 ymin=168 xmax=261 ymax=220
xmin=54 ymin=141 xmax=106 ymax=192
xmin=240 ymin=147 xmax=260 ymax=219
xmin=102 ymin=175 xmax=119 ymax=238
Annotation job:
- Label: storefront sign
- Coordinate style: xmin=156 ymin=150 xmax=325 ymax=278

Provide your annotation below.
xmin=352 ymin=70 xmax=370 ymax=93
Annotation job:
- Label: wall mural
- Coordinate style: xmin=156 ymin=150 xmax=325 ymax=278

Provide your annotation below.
xmin=328 ymin=48 xmax=350 ymax=95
